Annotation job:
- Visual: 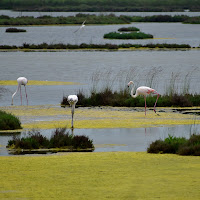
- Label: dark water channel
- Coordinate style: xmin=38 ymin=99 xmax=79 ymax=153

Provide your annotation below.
xmin=0 ymin=124 xmax=199 ymax=156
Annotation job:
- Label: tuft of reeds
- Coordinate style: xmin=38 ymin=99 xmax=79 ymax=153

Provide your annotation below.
xmin=0 ymin=110 xmax=22 ymax=130
xmin=147 ymin=134 xmax=200 ymax=156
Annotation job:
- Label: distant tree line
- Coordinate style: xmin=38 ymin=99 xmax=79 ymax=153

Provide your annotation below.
xmin=0 ymin=14 xmax=199 ymax=25
xmin=0 ymin=0 xmax=200 ymax=12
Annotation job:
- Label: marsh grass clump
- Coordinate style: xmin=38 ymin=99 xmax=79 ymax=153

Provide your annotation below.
xmin=147 ymin=134 xmax=200 ymax=156
xmin=7 ymin=128 xmax=94 ymax=152
xmin=0 ymin=110 xmax=22 ymax=130
xmin=6 ymin=28 xmax=26 ymax=32
xmin=104 ymin=31 xmax=153 ymax=39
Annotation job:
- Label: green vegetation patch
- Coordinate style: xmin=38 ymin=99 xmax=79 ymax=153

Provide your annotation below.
xmin=1 ymin=105 xmax=200 ymax=130
xmin=104 ymin=31 xmax=153 ymax=39
xmin=0 ymin=110 xmax=22 ymax=130
xmin=7 ymin=128 xmax=94 ymax=154
xmin=0 ymin=152 xmax=200 ymax=199
xmin=118 ymin=27 xmax=140 ymax=32
xmin=148 ymin=134 xmax=200 ymax=156
xmin=5 ymin=27 xmax=26 ymax=32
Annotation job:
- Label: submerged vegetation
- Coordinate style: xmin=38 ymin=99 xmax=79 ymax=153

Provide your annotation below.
xmin=0 ymin=110 xmax=22 ymax=130
xmin=0 ymin=0 xmax=200 ymax=12
xmin=7 ymin=128 xmax=94 ymax=153
xmin=104 ymin=31 xmax=153 ymax=39
xmin=0 ymin=14 xmax=200 ymax=25
xmin=147 ymin=134 xmax=200 ymax=156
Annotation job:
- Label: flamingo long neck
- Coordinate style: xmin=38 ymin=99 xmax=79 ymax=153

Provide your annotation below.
xmin=130 ymin=85 xmax=138 ymax=98
xmin=11 ymin=84 xmax=20 ymax=105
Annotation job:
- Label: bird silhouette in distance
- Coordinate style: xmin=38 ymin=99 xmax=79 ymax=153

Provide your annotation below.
xmin=67 ymin=95 xmax=78 ymax=129
xmin=11 ymin=77 xmax=28 ymax=106
xmin=74 ymin=20 xmax=86 ymax=33
xmin=128 ymin=81 xmax=159 ymax=115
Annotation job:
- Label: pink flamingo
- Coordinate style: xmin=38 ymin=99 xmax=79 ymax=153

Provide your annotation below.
xmin=128 ymin=81 xmax=159 ymax=115
xmin=11 ymin=77 xmax=28 ymax=106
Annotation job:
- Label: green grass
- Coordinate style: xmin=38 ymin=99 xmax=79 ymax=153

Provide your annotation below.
xmin=0 ymin=152 xmax=200 ymax=199
xmin=0 ymin=110 xmax=22 ymax=130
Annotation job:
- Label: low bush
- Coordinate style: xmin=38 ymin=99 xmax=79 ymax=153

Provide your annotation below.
xmin=118 ymin=27 xmax=140 ymax=32
xmin=5 ymin=28 xmax=26 ymax=32
xmin=0 ymin=110 xmax=22 ymax=130
xmin=147 ymin=134 xmax=200 ymax=156
xmin=7 ymin=128 xmax=94 ymax=151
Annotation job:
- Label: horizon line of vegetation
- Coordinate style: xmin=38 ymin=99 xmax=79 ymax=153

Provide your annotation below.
xmin=1 ymin=0 xmax=200 ymax=12
xmin=0 ymin=14 xmax=200 ymax=25
xmin=0 ymin=43 xmax=193 ymax=50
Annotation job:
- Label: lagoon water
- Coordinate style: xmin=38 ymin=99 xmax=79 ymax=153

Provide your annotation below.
xmin=0 ymin=124 xmax=199 ymax=156
xmin=0 ymin=11 xmax=200 ymax=154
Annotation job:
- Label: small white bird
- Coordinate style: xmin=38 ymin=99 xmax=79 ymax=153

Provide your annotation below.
xmin=11 ymin=77 xmax=28 ymax=106
xmin=74 ymin=20 xmax=86 ymax=33
xmin=67 ymin=95 xmax=78 ymax=129
xmin=128 ymin=81 xmax=159 ymax=115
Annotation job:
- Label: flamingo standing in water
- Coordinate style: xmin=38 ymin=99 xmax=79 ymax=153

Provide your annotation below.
xmin=11 ymin=77 xmax=28 ymax=106
xmin=128 ymin=81 xmax=159 ymax=115
xmin=67 ymin=95 xmax=78 ymax=129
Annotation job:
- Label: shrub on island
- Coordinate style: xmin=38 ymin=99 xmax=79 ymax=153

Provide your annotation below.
xmin=0 ymin=110 xmax=22 ymax=130
xmin=118 ymin=27 xmax=140 ymax=32
xmin=7 ymin=128 xmax=94 ymax=154
xmin=147 ymin=134 xmax=200 ymax=156
xmin=6 ymin=28 xmax=26 ymax=32
xmin=104 ymin=31 xmax=153 ymax=39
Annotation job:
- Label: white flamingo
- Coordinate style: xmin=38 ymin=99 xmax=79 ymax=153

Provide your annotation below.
xmin=11 ymin=77 xmax=28 ymax=106
xmin=67 ymin=95 xmax=78 ymax=129
xmin=74 ymin=20 xmax=86 ymax=33
xmin=128 ymin=81 xmax=159 ymax=115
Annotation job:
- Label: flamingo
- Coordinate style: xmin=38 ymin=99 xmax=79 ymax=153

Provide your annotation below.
xmin=128 ymin=81 xmax=159 ymax=115
xmin=11 ymin=77 xmax=28 ymax=106
xmin=67 ymin=95 xmax=78 ymax=129
xmin=74 ymin=20 xmax=86 ymax=33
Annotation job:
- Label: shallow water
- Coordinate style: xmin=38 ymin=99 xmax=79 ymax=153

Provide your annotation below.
xmin=0 ymin=22 xmax=200 ymax=47
xmin=0 ymin=124 xmax=199 ymax=156
xmin=0 ymin=51 xmax=199 ymax=106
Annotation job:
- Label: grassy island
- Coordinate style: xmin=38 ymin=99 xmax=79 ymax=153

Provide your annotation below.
xmin=0 ymin=43 xmax=192 ymax=51
xmin=6 ymin=27 xmax=26 ymax=32
xmin=104 ymin=31 xmax=153 ymax=39
xmin=7 ymin=128 xmax=94 ymax=154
